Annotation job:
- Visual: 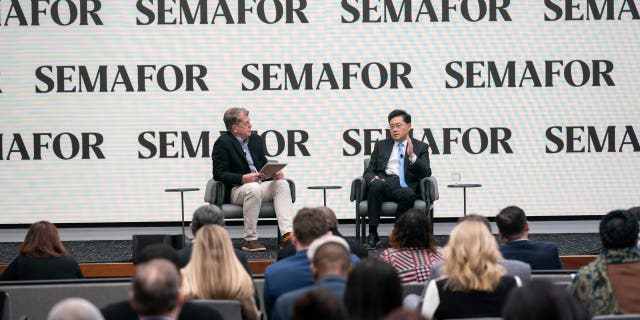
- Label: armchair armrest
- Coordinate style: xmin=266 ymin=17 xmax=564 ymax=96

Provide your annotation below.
xmin=285 ymin=179 xmax=296 ymax=203
xmin=204 ymin=179 xmax=225 ymax=206
xmin=350 ymin=176 xmax=366 ymax=202
xmin=419 ymin=176 xmax=439 ymax=204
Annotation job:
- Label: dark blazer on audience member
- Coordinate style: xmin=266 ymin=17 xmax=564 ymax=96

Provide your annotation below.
xmin=212 ymin=132 xmax=268 ymax=204
xmin=0 ymin=255 xmax=83 ymax=281
xmin=271 ymin=275 xmax=347 ymax=320
xmin=101 ymin=300 xmax=223 ymax=320
xmin=500 ymin=239 xmax=563 ymax=270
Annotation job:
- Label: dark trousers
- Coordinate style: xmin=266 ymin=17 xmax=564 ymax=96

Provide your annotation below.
xmin=366 ymin=176 xmax=417 ymax=228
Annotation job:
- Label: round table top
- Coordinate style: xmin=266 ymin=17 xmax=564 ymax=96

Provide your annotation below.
xmin=447 ymin=184 xmax=482 ymax=188
xmin=307 ymin=185 xmax=342 ymax=190
xmin=164 ymin=188 xmax=200 ymax=192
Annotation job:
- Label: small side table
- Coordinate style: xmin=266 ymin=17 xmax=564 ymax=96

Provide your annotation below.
xmin=165 ymin=187 xmax=200 ymax=243
xmin=447 ymin=184 xmax=482 ymax=216
xmin=307 ymin=186 xmax=342 ymax=207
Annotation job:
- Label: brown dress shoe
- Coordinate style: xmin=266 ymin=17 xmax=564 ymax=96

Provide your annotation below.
xmin=280 ymin=232 xmax=292 ymax=249
xmin=242 ymin=240 xmax=267 ymax=251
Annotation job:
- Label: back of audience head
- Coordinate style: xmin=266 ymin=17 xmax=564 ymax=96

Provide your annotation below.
xmin=385 ymin=308 xmax=428 ymax=320
xmin=317 ymin=206 xmax=338 ymax=230
xmin=134 ymin=243 xmax=181 ymax=267
xmin=599 ymin=210 xmax=639 ymax=249
xmin=389 ymin=208 xmax=435 ymax=251
xmin=458 ymin=214 xmax=492 ymax=233
xmin=496 ymin=206 xmax=528 ymax=241
xmin=20 ymin=220 xmax=67 ymax=258
xmin=444 ymin=220 xmax=505 ymax=291
xmin=182 ymin=224 xmax=253 ymax=299
xmin=344 ymin=258 xmax=402 ymax=320
xmin=307 ymin=235 xmax=352 ymax=279
xmin=130 ymin=259 xmax=182 ymax=317
xmin=47 ymin=298 xmax=104 ymax=320
xmin=292 ymin=207 xmax=329 ymax=247
xmin=291 ymin=288 xmax=347 ymax=320
xmin=191 ymin=204 xmax=225 ymax=236
xmin=502 ymin=279 xmax=588 ymax=320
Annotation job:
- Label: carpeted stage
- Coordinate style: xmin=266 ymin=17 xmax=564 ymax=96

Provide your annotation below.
xmin=0 ymin=221 xmax=602 ymax=264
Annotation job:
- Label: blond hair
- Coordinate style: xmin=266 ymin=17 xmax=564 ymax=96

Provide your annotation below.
xmin=181 ymin=225 xmax=259 ymax=320
xmin=443 ymin=220 xmax=505 ymax=291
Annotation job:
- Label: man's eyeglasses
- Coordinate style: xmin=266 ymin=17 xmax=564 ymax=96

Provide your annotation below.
xmin=389 ymin=123 xmax=407 ymax=129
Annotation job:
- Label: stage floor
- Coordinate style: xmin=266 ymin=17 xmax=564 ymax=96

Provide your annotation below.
xmin=0 ymin=220 xmax=599 ymax=242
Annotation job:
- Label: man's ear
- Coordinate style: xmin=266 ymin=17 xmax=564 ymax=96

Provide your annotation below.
xmin=524 ymin=221 xmax=530 ymax=232
xmin=291 ymin=233 xmax=299 ymax=246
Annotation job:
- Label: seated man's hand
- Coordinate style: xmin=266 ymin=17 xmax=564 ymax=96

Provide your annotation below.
xmin=242 ymin=173 xmax=263 ymax=184
xmin=273 ymin=171 xmax=285 ymax=180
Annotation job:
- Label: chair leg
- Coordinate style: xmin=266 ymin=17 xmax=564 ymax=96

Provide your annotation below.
xmin=360 ymin=217 xmax=367 ymax=244
xmin=276 ymin=225 xmax=281 ymax=248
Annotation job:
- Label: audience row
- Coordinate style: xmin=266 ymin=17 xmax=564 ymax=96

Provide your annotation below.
xmin=2 ymin=205 xmax=640 ymax=320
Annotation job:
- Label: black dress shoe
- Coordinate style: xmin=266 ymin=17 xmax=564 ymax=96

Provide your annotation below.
xmin=367 ymin=234 xmax=381 ymax=250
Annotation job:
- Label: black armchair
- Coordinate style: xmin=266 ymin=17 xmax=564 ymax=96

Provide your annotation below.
xmin=350 ymin=158 xmax=439 ymax=242
xmin=203 ymin=177 xmax=296 ymax=244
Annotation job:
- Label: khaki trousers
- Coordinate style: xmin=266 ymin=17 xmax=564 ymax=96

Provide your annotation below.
xmin=230 ymin=180 xmax=294 ymax=241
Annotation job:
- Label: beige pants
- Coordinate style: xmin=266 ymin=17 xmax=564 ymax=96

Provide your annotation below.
xmin=230 ymin=180 xmax=294 ymax=241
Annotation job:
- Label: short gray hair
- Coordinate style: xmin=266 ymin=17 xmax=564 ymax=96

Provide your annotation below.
xmin=47 ymin=298 xmax=104 ymax=320
xmin=223 ymin=107 xmax=249 ymax=131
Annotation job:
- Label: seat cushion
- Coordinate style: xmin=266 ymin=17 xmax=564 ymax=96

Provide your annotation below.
xmin=357 ymin=200 xmax=427 ymax=217
xmin=220 ymin=203 xmax=278 ymax=220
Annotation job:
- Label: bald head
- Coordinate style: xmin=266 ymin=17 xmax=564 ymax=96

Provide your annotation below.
xmin=312 ymin=242 xmax=351 ymax=277
xmin=47 ymin=298 xmax=104 ymax=320
xmin=131 ymin=259 xmax=181 ymax=317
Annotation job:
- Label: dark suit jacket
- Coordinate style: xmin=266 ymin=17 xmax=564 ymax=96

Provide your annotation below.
xmin=499 ymin=239 xmax=563 ymax=270
xmin=101 ymin=300 xmax=223 ymax=320
xmin=212 ymin=132 xmax=268 ymax=203
xmin=0 ymin=255 xmax=83 ymax=281
xmin=363 ymin=137 xmax=431 ymax=192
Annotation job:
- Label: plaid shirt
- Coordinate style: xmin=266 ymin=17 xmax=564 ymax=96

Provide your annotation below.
xmin=379 ymin=247 xmax=445 ymax=283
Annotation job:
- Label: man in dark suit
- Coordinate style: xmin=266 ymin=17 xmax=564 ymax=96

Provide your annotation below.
xmin=496 ymin=206 xmax=563 ymax=270
xmin=212 ymin=107 xmax=294 ymax=251
xmin=363 ymin=109 xmax=431 ymax=249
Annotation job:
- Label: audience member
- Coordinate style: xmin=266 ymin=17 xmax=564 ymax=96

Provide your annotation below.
xmin=569 ymin=210 xmax=640 ymax=316
xmin=420 ymin=220 xmax=522 ymax=319
xmin=496 ymin=206 xmax=563 ymax=269
xmin=344 ymin=258 xmax=402 ymax=320
xmin=264 ymin=207 xmax=359 ymax=318
xmin=379 ymin=208 xmax=444 ymax=283
xmin=0 ymin=221 xmax=83 ymax=280
xmin=272 ymin=235 xmax=352 ymax=320
xmin=428 ymin=214 xmax=531 ymax=282
xmin=177 ymin=204 xmax=260 ymax=309
xmin=502 ymin=279 xmax=588 ymax=320
xmin=47 ymin=298 xmax=104 ymax=320
xmin=101 ymin=244 xmax=222 ymax=320
xmin=291 ymin=288 xmax=347 ymax=320
xmin=385 ymin=309 xmax=427 ymax=320
xmin=130 ymin=259 xmax=183 ymax=319
xmin=277 ymin=206 xmax=368 ymax=260
xmin=181 ymin=225 xmax=259 ymax=320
